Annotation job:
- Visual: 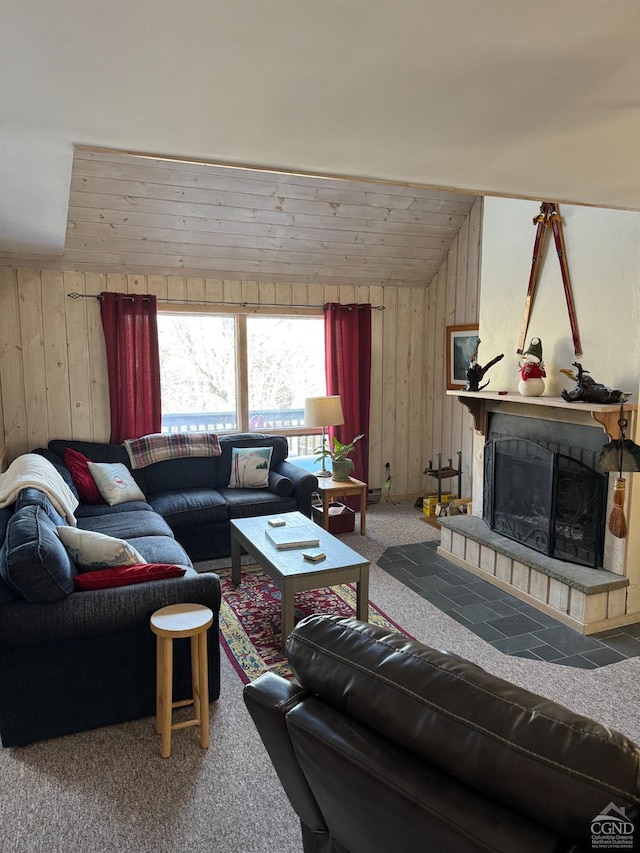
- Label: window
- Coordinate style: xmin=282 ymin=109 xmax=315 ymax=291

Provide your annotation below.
xmin=157 ymin=310 xmax=325 ymax=456
xmin=158 ymin=313 xmax=238 ymax=431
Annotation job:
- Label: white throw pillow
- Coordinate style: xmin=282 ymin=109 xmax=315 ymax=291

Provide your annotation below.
xmin=57 ymin=526 xmax=147 ymax=570
xmin=87 ymin=462 xmax=146 ymax=506
xmin=228 ymin=446 xmax=273 ymax=488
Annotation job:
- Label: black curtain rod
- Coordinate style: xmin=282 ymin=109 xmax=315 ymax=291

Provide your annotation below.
xmin=66 ymin=292 xmax=385 ymax=310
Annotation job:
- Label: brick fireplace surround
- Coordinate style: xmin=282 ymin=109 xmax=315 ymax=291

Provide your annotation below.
xmin=438 ymin=391 xmax=639 ymax=635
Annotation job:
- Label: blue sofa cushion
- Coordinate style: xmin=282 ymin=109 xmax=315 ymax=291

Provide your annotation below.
xmin=0 ymin=569 xmax=18 ymax=603
xmin=75 ymin=500 xmax=153 ymax=519
xmin=149 ymin=489 xmax=228 ymax=529
xmin=77 ymin=510 xmax=175 ymax=540
xmin=127 ymin=535 xmax=192 ymax=568
xmin=0 ymin=509 xmax=18 ymax=603
xmin=142 ymin=456 xmax=219 ymax=495
xmin=0 ymin=508 xmax=16 ymax=602
xmin=16 ymin=487 xmax=69 ymax=527
xmin=217 ymin=488 xmax=298 ymax=519
xmin=1 ymin=506 xmax=76 ymax=602
xmin=32 ymin=448 xmax=80 ymax=500
xmin=0 ymin=506 xmax=14 ymax=545
xmin=48 ymin=439 xmax=130 ymax=467
xmin=268 ymin=471 xmax=293 ymax=497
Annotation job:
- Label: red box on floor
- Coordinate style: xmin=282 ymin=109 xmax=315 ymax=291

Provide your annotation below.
xmin=312 ymin=502 xmax=356 ymax=534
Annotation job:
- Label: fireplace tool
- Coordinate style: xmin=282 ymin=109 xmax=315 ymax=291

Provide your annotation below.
xmin=599 ymin=404 xmax=640 ymax=539
xmin=423 ymin=451 xmax=462 ymax=502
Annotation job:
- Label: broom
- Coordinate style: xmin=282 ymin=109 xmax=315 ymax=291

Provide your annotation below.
xmin=609 ymin=478 xmax=627 ymax=539
xmin=609 ymin=410 xmax=628 ymax=538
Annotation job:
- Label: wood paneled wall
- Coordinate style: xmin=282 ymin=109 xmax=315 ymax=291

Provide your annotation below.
xmin=423 ymin=196 xmax=481 ymax=501
xmin=0 ymin=198 xmax=481 ymax=500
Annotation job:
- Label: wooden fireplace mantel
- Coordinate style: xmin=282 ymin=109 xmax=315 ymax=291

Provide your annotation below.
xmin=447 ymin=390 xmax=637 ymax=440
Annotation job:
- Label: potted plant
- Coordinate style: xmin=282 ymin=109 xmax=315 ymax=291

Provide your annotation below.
xmin=315 ymin=434 xmax=364 ymax=481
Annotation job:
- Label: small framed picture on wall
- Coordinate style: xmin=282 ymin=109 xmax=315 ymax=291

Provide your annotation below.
xmin=446 ymin=324 xmax=479 ymax=389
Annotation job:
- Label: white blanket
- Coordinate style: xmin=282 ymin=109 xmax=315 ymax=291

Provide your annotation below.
xmin=0 ymin=453 xmax=79 ymax=525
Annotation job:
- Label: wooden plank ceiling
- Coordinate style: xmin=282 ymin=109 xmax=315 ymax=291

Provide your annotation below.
xmin=2 ymin=148 xmax=478 ymax=287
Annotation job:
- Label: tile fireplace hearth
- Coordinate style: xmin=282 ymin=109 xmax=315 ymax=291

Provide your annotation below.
xmin=378 ymin=541 xmax=640 ymax=668
xmin=439 ymin=515 xmax=628 ymax=635
xmin=442 ymin=391 xmax=640 ymax=635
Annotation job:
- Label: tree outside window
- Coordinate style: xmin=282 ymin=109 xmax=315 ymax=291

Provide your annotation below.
xmin=158 ymin=311 xmax=325 ymax=451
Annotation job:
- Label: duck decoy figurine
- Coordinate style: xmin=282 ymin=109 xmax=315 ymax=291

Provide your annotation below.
xmin=559 ymin=362 xmax=630 ymax=405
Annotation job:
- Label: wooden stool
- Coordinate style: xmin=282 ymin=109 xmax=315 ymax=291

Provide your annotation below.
xmin=150 ymin=603 xmax=213 ymax=758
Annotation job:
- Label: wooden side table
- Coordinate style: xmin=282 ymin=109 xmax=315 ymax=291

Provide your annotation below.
xmin=314 ymin=476 xmax=367 ymax=535
xmin=150 ymin=603 xmax=213 ymax=758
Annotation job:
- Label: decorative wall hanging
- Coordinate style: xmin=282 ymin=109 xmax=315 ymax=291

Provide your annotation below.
xmin=446 ymin=325 xmax=479 ymax=389
xmin=517 ymin=202 xmax=582 ymax=357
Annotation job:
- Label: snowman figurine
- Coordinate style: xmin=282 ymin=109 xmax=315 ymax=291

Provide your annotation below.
xmin=518 ymin=337 xmax=546 ymax=397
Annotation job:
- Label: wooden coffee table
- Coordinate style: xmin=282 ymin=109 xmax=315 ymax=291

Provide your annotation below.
xmin=230 ymin=511 xmax=370 ymax=651
xmin=314 ymin=476 xmax=367 ymax=535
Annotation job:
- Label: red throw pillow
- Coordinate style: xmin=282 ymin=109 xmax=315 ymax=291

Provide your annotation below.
xmin=64 ymin=448 xmax=104 ymax=504
xmin=74 ymin=564 xmax=186 ymax=591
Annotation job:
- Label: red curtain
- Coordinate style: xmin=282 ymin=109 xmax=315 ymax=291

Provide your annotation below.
xmin=324 ymin=303 xmax=372 ymax=496
xmin=100 ymin=292 xmax=161 ymax=443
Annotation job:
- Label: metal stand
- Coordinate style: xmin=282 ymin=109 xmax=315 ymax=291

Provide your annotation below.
xmin=424 ymin=451 xmax=462 ymax=500
xmin=317 ymin=426 xmax=331 ymax=478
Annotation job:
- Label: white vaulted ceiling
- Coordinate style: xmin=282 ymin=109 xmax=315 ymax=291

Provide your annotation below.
xmin=0 ymin=1 xmax=638 ymax=285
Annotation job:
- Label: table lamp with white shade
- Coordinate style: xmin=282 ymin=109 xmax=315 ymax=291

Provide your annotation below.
xmin=304 ymin=395 xmax=344 ymax=478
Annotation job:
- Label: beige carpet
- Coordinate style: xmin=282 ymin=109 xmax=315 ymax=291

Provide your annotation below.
xmin=1 ymin=500 xmax=638 ymax=853
xmin=202 ymin=499 xmax=440 ymax=574
xmin=345 ymin=503 xmax=640 ymax=739
xmin=208 ymin=500 xmax=640 ymax=739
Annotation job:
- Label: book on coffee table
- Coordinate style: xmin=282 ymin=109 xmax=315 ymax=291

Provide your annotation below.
xmin=265 ymin=526 xmax=320 ymax=550
xmin=302 ymin=550 xmax=326 ymax=562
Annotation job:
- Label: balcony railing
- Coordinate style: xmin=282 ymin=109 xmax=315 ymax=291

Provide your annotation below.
xmin=161 ymin=408 xmax=318 ymax=457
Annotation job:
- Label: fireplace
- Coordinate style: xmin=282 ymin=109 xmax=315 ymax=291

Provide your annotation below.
xmin=437 ymin=391 xmax=639 ymax=634
xmin=483 ymin=414 xmax=607 ymax=569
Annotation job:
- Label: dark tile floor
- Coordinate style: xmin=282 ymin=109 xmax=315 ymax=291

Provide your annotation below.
xmin=378 ymin=541 xmax=640 ymax=669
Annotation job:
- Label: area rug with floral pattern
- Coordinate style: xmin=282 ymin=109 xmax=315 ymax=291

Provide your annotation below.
xmin=217 ymin=564 xmax=412 ymax=683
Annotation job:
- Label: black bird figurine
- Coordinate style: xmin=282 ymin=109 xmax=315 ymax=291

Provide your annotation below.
xmin=465 ymin=339 xmax=505 ymax=392
xmin=559 ymin=362 xmax=630 ymax=405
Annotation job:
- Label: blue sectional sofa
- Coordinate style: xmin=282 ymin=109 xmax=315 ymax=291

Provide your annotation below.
xmin=0 ymin=485 xmax=220 ymax=747
xmin=0 ymin=433 xmax=317 ymax=746
xmin=45 ymin=432 xmax=318 ymax=560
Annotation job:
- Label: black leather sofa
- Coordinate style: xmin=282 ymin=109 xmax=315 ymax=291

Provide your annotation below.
xmin=244 ymin=615 xmax=640 ymax=853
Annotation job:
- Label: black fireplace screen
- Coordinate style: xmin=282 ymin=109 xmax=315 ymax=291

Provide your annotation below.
xmin=483 ymin=437 xmax=606 ymax=569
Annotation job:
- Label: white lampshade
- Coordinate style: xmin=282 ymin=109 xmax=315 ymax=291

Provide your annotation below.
xmin=304 ymin=396 xmax=344 ymax=428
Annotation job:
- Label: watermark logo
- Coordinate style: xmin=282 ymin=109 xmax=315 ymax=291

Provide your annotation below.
xmin=591 ymin=802 xmax=635 ymax=849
